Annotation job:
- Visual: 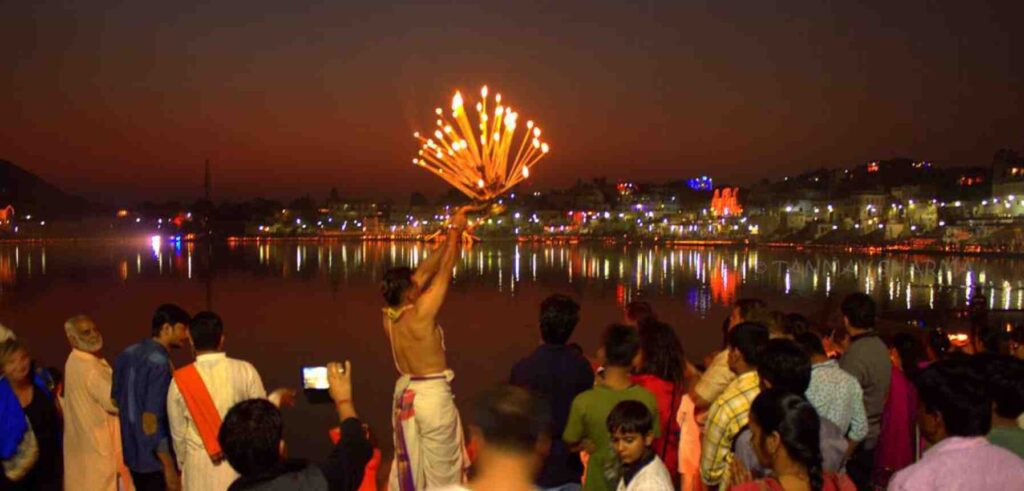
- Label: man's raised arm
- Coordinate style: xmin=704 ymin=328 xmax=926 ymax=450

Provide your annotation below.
xmin=411 ymin=235 xmax=448 ymax=287
xmin=411 ymin=206 xmax=473 ymax=328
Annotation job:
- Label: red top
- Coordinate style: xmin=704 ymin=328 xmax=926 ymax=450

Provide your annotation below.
xmin=631 ymin=374 xmax=681 ymax=477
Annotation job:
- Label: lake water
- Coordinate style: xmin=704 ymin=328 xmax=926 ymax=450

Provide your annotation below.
xmin=2 ymin=239 xmax=1022 ymax=475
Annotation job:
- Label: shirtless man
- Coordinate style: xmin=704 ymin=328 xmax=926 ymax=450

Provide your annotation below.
xmin=381 ymin=204 xmax=476 ymax=491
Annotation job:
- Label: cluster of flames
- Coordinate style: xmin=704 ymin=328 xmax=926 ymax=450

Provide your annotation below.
xmin=413 ymin=86 xmax=550 ymax=202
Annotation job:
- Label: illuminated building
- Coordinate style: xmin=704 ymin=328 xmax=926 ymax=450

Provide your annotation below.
xmin=710 ymin=188 xmax=742 ymax=217
xmin=992 ymin=149 xmax=1024 ymax=197
xmin=0 ymin=205 xmax=13 ymax=225
xmin=687 ymin=176 xmax=713 ymax=191
xmin=959 ymin=175 xmax=985 ymax=187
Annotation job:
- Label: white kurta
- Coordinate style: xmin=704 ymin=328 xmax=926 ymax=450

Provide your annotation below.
xmin=617 ymin=456 xmax=675 ymax=491
xmin=63 ymin=349 xmax=127 ymax=491
xmin=167 ymin=353 xmax=267 ymax=491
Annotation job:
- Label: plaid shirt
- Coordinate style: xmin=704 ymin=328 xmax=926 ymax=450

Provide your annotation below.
xmin=700 ymin=370 xmax=760 ymax=486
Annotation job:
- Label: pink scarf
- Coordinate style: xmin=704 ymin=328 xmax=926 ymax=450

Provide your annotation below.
xmin=873 ymin=366 xmax=917 ymax=487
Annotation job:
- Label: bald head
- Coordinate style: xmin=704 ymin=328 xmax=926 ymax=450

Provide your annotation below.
xmin=65 ymin=315 xmax=103 ymax=353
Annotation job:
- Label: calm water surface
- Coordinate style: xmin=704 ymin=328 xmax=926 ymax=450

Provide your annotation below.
xmin=2 ymin=239 xmax=1023 ymax=471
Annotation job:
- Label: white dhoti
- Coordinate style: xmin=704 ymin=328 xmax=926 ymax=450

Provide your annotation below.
xmin=388 ymin=370 xmax=467 ymax=491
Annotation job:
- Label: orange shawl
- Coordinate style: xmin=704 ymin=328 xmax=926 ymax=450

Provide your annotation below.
xmin=173 ymin=364 xmax=223 ymax=462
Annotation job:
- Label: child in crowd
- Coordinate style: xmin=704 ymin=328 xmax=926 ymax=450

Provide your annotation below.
xmin=564 ymin=324 xmax=661 ymax=491
xmin=607 ymin=400 xmax=673 ymax=491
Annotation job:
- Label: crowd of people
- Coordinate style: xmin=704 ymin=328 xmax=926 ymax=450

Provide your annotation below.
xmin=2 ymin=204 xmax=1024 ymax=491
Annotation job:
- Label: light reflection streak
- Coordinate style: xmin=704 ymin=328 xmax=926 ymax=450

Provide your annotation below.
xmin=1 ymin=243 xmax=1022 ymax=314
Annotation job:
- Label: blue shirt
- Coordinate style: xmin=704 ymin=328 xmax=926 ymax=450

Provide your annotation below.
xmin=111 ymin=338 xmax=173 ymax=473
xmin=510 ymin=343 xmax=595 ymax=487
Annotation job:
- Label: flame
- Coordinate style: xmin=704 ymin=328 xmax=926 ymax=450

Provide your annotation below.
xmin=412 ymin=85 xmax=550 ymax=201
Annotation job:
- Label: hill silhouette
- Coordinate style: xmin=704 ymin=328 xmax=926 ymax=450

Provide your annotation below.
xmin=0 ymin=160 xmax=93 ymax=217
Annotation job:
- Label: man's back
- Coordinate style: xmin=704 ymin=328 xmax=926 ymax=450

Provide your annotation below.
xmin=838 ymin=333 xmax=891 ymax=445
xmin=806 ymin=359 xmax=867 ymax=441
xmin=701 ymin=371 xmax=760 ymax=486
xmin=385 ymin=307 xmax=448 ymax=376
xmin=510 ymin=344 xmax=595 ymax=487
xmin=229 ymin=462 xmax=328 ymax=491
xmin=168 ymin=353 xmax=267 ymax=491
xmin=889 ymin=436 xmax=1024 ymax=490
xmin=112 ymin=338 xmax=172 ymax=474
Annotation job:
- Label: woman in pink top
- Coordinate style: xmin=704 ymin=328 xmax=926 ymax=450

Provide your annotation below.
xmin=873 ymin=333 xmax=927 ymax=488
xmin=729 ymin=389 xmax=856 ymax=491
xmin=632 ymin=320 xmax=685 ymax=485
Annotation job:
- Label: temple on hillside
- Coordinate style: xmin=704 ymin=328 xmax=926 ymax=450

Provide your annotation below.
xmin=711 ymin=188 xmax=742 ymax=217
xmin=0 ymin=205 xmax=13 ymax=229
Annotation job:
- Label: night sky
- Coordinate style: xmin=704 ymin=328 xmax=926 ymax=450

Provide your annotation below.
xmin=2 ymin=1 xmax=1022 ymax=203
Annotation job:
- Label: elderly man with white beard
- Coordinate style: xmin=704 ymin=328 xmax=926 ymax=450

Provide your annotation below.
xmin=63 ymin=315 xmax=130 ymax=491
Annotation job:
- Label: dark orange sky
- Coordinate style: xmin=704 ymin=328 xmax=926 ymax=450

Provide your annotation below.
xmin=2 ymin=1 xmax=1022 ymax=203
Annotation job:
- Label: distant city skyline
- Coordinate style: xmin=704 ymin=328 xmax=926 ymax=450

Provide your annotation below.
xmin=2 ymin=1 xmax=1022 ymax=202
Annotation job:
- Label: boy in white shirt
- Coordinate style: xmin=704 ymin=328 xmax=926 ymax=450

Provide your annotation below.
xmin=608 ymin=400 xmax=673 ymax=491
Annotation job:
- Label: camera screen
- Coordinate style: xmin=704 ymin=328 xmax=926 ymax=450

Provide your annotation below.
xmin=302 ymin=366 xmax=329 ymax=390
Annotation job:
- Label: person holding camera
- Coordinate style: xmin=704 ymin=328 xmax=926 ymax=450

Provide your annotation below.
xmin=218 ymin=361 xmax=373 ymax=491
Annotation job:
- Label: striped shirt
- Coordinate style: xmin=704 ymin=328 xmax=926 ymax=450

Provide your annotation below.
xmin=699 ymin=371 xmax=760 ymax=486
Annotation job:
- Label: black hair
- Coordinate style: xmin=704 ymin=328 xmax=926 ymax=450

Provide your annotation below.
xmin=794 ymin=331 xmax=826 ymax=357
xmin=751 ymin=388 xmax=824 ymax=491
xmin=721 ymin=316 xmax=732 ymax=349
xmin=783 ymin=313 xmax=811 ymax=337
xmin=840 ymin=293 xmax=875 ymax=329
xmin=889 ymin=333 xmax=926 ymax=381
xmin=151 ymin=304 xmax=191 ymax=337
xmin=830 ymin=325 xmax=850 ymax=347
xmin=44 ymin=366 xmax=63 ymax=386
xmin=539 ymin=294 xmax=580 ymax=345
xmin=972 ymin=324 xmax=1007 ymax=355
xmin=625 ymin=301 xmax=657 ymax=326
xmin=728 ymin=322 xmax=770 ymax=367
xmin=980 ymin=355 xmax=1024 ymax=420
xmin=189 ymin=311 xmax=224 ymax=351
xmin=472 ymin=385 xmax=551 ymax=453
xmin=927 ymin=328 xmax=951 ymax=360
xmin=757 ymin=339 xmax=812 ymax=394
xmin=381 ymin=267 xmax=415 ymax=307
xmin=219 ymin=399 xmax=284 ymax=477
xmin=914 ymin=358 xmax=991 ymax=437
xmin=606 ymin=399 xmax=654 ymax=435
xmin=735 ymin=298 xmax=768 ymax=322
xmin=638 ymin=321 xmax=685 ymax=383
xmin=603 ymin=323 xmax=641 ymax=367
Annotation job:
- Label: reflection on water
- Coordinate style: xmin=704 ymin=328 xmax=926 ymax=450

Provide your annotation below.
xmin=3 ymin=241 xmax=1022 ymax=313
xmin=2 ymin=239 xmax=1023 ymax=473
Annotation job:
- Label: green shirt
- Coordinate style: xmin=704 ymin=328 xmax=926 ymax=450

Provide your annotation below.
xmin=563 ymin=384 xmax=661 ymax=491
xmin=989 ymin=425 xmax=1024 ymax=460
